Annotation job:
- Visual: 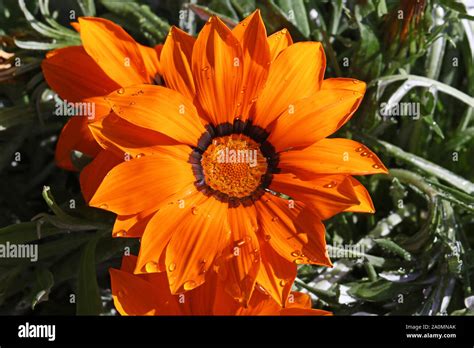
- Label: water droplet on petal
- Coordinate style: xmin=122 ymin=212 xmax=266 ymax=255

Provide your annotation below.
xmin=264 ymin=234 xmax=271 ymax=242
xmin=116 ymin=230 xmax=127 ymax=237
xmin=136 ymin=153 xmax=145 ymax=159
xmin=118 ymin=290 xmax=125 ymax=297
xmin=355 ymin=147 xmax=364 ymax=152
xmin=293 ymin=258 xmax=304 ymax=264
xmin=324 ymin=181 xmax=338 ymax=188
xmin=372 ymin=164 xmax=380 ymax=169
xmin=291 ymin=250 xmax=301 ymax=257
xmin=272 ymin=217 xmax=279 ymax=222
xmin=145 ymin=261 xmax=159 ymax=273
xmin=183 ymin=280 xmax=197 ymax=290
xmin=202 ymin=66 xmax=209 ymax=71
xmin=279 ymin=280 xmax=287 ymax=287
xmin=99 ymin=203 xmax=108 ymax=210
xmin=168 ymin=262 xmax=176 ymax=272
xmin=192 ymin=207 xmax=199 ymax=215
xmin=117 ymin=88 xmax=125 ymax=94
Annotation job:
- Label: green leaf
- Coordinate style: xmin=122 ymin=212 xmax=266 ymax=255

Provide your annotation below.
xmin=0 ymin=105 xmax=34 ymax=130
xmin=0 ymin=222 xmax=63 ymax=244
xmin=31 ymin=267 xmax=54 ymax=310
xmin=348 ymin=279 xmax=416 ymax=302
xmin=373 ymin=238 xmax=413 ymax=261
xmin=76 ymin=234 xmax=103 ymax=315
xmin=231 ymin=0 xmax=256 ymax=17
xmin=422 ymin=114 xmax=445 ymax=139
xmin=77 ymin=0 xmax=96 ymax=16
xmin=100 ymin=0 xmax=170 ymax=44
xmin=274 ymin=0 xmax=310 ymax=38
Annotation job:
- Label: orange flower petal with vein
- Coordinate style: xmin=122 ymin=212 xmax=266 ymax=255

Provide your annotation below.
xmin=110 ymin=255 xmax=331 ymax=316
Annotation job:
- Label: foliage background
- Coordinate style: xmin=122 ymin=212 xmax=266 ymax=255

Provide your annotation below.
xmin=0 ymin=0 xmax=473 ymax=315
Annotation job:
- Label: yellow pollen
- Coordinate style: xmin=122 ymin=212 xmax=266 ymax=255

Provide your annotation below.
xmin=201 ymin=134 xmax=268 ymax=198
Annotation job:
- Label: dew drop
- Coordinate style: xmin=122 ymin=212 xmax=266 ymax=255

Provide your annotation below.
xmin=355 ymin=147 xmax=364 ymax=152
xmin=360 ymin=151 xmax=368 ymax=157
xmin=183 ymin=280 xmax=197 ymax=290
xmin=279 ymin=280 xmax=286 ymax=287
xmin=202 ymin=66 xmax=209 ymax=71
xmin=118 ymin=290 xmax=125 ymax=297
xmin=324 ymin=181 xmax=337 ymax=188
xmin=192 ymin=207 xmax=199 ymax=215
xmin=372 ymin=164 xmax=380 ymax=169
xmin=293 ymin=258 xmax=304 ymax=264
xmin=115 ymin=230 xmax=127 ymax=237
xmin=136 ymin=153 xmax=145 ymax=159
xmin=145 ymin=261 xmax=159 ymax=273
xmin=291 ymin=250 xmax=301 ymax=257
xmin=117 ymin=88 xmax=125 ymax=95
xmin=264 ymin=234 xmax=271 ymax=242
xmin=168 ymin=262 xmax=176 ymax=272
xmin=99 ymin=203 xmax=108 ymax=210
xmin=272 ymin=217 xmax=279 ymax=222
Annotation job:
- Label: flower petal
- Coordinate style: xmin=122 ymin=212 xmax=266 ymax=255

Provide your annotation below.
xmin=256 ymin=241 xmax=296 ymax=306
xmin=232 ymin=10 xmax=270 ymax=120
xmin=42 ymin=46 xmax=119 ymax=102
xmin=191 ymin=16 xmax=243 ymax=125
xmin=267 ymin=87 xmax=365 ymax=151
xmin=110 ymin=268 xmax=159 ymax=315
xmin=138 ymin=43 xmax=162 ymax=81
xmin=253 ymin=42 xmax=326 ymax=129
xmin=255 ymin=193 xmax=332 ymax=266
xmin=79 ymin=149 xmax=122 ymax=202
xmin=267 ymin=28 xmax=293 ymax=61
xmin=215 ymin=205 xmax=260 ymax=305
xmin=55 ymin=117 xmax=102 ymax=171
xmin=270 ymin=173 xmax=360 ymax=220
xmin=78 ymin=17 xmax=148 ymax=86
xmin=89 ymin=112 xmax=180 ymax=159
xmin=278 ymin=138 xmax=388 ymax=177
xmin=112 ymin=208 xmax=157 ymax=238
xmin=344 ymin=177 xmax=376 ymax=213
xmin=106 ymin=85 xmax=205 ymax=147
xmin=160 ymin=26 xmax=196 ymax=100
xmin=165 ymin=195 xmax=229 ymax=294
xmin=89 ymin=148 xmax=196 ymax=215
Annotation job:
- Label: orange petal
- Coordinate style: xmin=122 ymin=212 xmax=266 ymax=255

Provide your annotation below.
xmin=42 ymin=46 xmax=119 ymax=102
xmin=79 ymin=149 xmax=122 ymax=202
xmin=110 ymin=268 xmax=160 ymax=315
xmin=232 ymin=10 xmax=270 ymax=120
xmin=55 ymin=117 xmax=102 ymax=171
xmin=215 ymin=205 xmax=260 ymax=305
xmin=267 ymin=28 xmax=293 ymax=61
xmin=267 ymin=87 xmax=365 ymax=152
xmin=270 ymin=173 xmax=360 ymax=220
xmin=112 ymin=208 xmax=157 ymax=238
xmin=89 ymin=148 xmax=196 ymax=215
xmin=321 ymin=77 xmax=367 ymax=93
xmin=253 ymin=42 xmax=326 ymax=129
xmin=278 ymin=138 xmax=388 ymax=177
xmin=236 ymin=287 xmax=282 ymax=315
xmin=89 ymin=112 xmax=180 ymax=159
xmin=78 ymin=17 xmax=148 ymax=86
xmin=165 ymin=195 xmax=229 ymax=294
xmin=255 ymin=193 xmax=332 ymax=267
xmin=134 ymin=193 xmax=203 ymax=275
xmin=344 ymin=177 xmax=375 ymax=213
xmin=138 ymin=43 xmax=162 ymax=81
xmin=255 ymin=241 xmax=296 ymax=306
xmin=160 ymin=26 xmax=196 ymax=100
xmin=191 ymin=16 xmax=243 ymax=125
xmin=106 ymin=85 xmax=205 ymax=147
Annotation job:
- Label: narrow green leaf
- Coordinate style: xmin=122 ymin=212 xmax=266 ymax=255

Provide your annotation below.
xmin=76 ymin=234 xmax=102 ymax=315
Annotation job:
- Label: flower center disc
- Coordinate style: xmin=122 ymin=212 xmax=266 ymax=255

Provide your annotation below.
xmin=201 ymin=134 xmax=268 ymax=198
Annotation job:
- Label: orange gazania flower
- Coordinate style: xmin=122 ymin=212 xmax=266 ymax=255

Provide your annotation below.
xmin=42 ymin=17 xmax=161 ymax=172
xmin=110 ymin=255 xmax=331 ymax=316
xmin=88 ymin=11 xmax=388 ymax=306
